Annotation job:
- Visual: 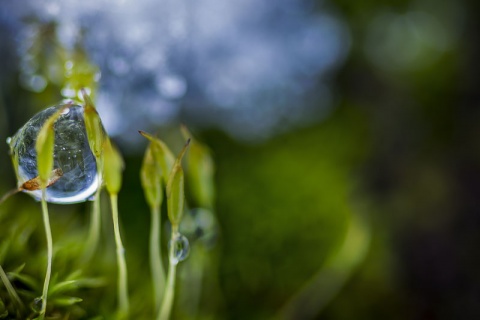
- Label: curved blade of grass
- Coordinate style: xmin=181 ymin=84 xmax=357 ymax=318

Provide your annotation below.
xmin=276 ymin=213 xmax=371 ymax=320
xmin=0 ymin=264 xmax=25 ymax=312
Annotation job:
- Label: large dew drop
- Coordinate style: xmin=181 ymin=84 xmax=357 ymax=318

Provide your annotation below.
xmin=8 ymin=104 xmax=99 ymax=204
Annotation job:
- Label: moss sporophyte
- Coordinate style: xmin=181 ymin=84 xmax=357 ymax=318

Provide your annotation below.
xmin=0 ymin=93 xmax=218 ymax=319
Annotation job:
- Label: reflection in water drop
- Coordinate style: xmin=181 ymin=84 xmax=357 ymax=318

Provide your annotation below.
xmin=61 ymin=107 xmax=70 ymax=115
xmin=169 ymin=233 xmax=190 ymax=264
xmin=9 ymin=104 xmax=99 ymax=204
xmin=184 ymin=208 xmax=218 ymax=248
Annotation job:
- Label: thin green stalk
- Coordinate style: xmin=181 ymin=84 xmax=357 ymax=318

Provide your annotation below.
xmin=82 ymin=161 xmax=103 ymax=263
xmin=110 ymin=193 xmax=129 ymax=317
xmin=39 ymin=188 xmax=53 ymax=320
xmin=157 ymin=227 xmax=178 ymax=320
xmin=0 ymin=188 xmax=19 ymax=205
xmin=150 ymin=205 xmax=166 ymax=312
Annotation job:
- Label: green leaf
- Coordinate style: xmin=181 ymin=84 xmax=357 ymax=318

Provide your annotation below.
xmin=49 ymin=280 xmax=78 ymax=296
xmin=50 ymin=296 xmax=83 ymax=306
xmin=6 ymin=272 xmax=39 ymax=291
xmin=166 ymin=139 xmax=190 ymax=227
xmin=140 ymin=144 xmax=163 ymax=209
xmin=82 ymin=89 xmax=107 ymax=159
xmin=138 ymin=131 xmax=175 ymax=185
xmin=50 ymin=277 xmax=106 ymax=296
xmin=35 ymin=104 xmax=69 ymax=187
xmin=0 ymin=239 xmax=11 ymax=264
xmin=10 ymin=263 xmax=26 ymax=275
xmin=103 ymin=139 xmax=124 ymax=195
xmin=187 ymin=138 xmax=215 ymax=209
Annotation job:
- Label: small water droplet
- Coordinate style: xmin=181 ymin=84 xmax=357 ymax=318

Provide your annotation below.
xmin=32 ymin=297 xmax=43 ymax=312
xmin=193 ymin=208 xmax=215 ymax=233
xmin=169 ymin=233 xmax=190 ymax=264
xmin=190 ymin=208 xmax=218 ymax=249
xmin=6 ymin=137 xmax=11 ymax=145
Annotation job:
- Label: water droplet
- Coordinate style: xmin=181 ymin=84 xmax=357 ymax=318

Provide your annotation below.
xmin=193 ymin=208 xmax=216 ymax=234
xmin=32 ymin=297 xmax=43 ymax=312
xmin=169 ymin=233 xmax=190 ymax=264
xmin=191 ymin=208 xmax=218 ymax=248
xmin=6 ymin=137 xmax=11 ymax=145
xmin=9 ymin=104 xmax=100 ymax=204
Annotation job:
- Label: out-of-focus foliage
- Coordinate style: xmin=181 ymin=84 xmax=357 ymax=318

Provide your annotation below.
xmin=202 ymin=107 xmax=369 ymax=319
xmin=1 ymin=0 xmax=480 ymax=318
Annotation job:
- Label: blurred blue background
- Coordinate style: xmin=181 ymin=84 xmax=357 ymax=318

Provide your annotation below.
xmin=1 ymin=0 xmax=480 ymax=318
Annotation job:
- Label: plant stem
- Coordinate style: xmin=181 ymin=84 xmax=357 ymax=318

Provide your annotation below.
xmin=82 ymin=180 xmax=102 ymax=263
xmin=0 ymin=264 xmax=25 ymax=312
xmin=110 ymin=193 xmax=129 ymax=317
xmin=0 ymin=188 xmax=19 ymax=205
xmin=157 ymin=227 xmax=178 ymax=320
xmin=150 ymin=205 xmax=166 ymax=313
xmin=39 ymin=188 xmax=53 ymax=320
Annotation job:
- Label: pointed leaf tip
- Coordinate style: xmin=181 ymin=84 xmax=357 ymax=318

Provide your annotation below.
xmin=139 ymin=130 xmax=155 ymax=142
xmin=81 ymin=88 xmax=95 ymax=108
xmin=175 ymin=139 xmax=191 ymax=166
xmin=138 ymin=130 xmax=175 ymax=185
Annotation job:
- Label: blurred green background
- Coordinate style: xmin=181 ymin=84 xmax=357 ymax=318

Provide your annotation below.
xmin=1 ymin=0 xmax=480 ymax=319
